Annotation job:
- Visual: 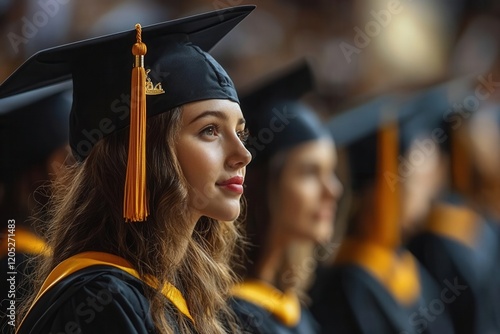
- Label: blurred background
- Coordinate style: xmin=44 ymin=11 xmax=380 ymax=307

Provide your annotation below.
xmin=2 ymin=0 xmax=500 ymax=267
xmin=1 ymin=0 xmax=498 ymax=108
xmin=2 ymin=0 xmax=500 ymax=271
xmin=2 ymin=1 xmax=500 ymax=333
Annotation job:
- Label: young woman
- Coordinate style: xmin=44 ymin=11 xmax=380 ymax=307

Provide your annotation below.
xmin=407 ymin=84 xmax=500 ymax=334
xmin=310 ymin=89 xmax=455 ymax=334
xmin=0 ymin=6 xmax=255 ymax=334
xmin=230 ymin=62 xmax=343 ymax=334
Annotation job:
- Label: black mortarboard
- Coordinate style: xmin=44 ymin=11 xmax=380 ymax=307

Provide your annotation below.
xmin=0 ymin=5 xmax=255 ymax=158
xmin=328 ymin=80 xmax=461 ymax=192
xmin=328 ymin=94 xmax=408 ymax=192
xmin=390 ymin=78 xmax=476 ymax=198
xmin=0 ymin=81 xmax=72 ymax=181
xmin=0 ymin=5 xmax=255 ymax=222
xmin=240 ymin=61 xmax=329 ymax=161
xmin=327 ymin=79 xmax=474 ymax=247
xmin=327 ymin=91 xmax=436 ymax=248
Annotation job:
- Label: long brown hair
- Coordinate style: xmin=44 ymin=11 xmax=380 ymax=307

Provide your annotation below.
xmin=20 ymin=107 xmax=244 ymax=333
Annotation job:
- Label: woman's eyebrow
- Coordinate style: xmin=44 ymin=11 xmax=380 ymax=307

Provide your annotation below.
xmin=189 ymin=110 xmax=227 ymax=124
xmin=189 ymin=110 xmax=246 ymax=125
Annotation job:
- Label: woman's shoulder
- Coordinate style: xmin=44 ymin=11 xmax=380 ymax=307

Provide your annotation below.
xmin=230 ymin=297 xmax=319 ymax=334
xmin=231 ymin=296 xmax=284 ymax=333
xmin=18 ymin=266 xmax=156 ymax=334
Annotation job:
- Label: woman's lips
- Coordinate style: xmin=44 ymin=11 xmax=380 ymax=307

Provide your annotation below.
xmin=314 ymin=205 xmax=336 ymax=221
xmin=217 ymin=176 xmax=244 ymax=194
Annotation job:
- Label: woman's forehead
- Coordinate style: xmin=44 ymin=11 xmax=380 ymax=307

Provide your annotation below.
xmin=182 ymin=99 xmax=243 ymax=121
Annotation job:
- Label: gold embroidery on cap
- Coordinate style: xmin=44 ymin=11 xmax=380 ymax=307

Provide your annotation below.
xmin=145 ymin=69 xmax=165 ymax=95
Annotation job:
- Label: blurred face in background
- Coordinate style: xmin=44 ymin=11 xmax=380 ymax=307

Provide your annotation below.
xmin=469 ymin=109 xmax=500 ymax=181
xmin=401 ymin=137 xmax=445 ymax=239
xmin=469 ymin=109 xmax=500 ymax=217
xmin=269 ymin=138 xmax=343 ymax=245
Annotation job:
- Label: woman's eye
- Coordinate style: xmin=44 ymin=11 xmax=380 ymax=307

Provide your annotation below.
xmin=237 ymin=128 xmax=249 ymax=144
xmin=300 ymin=165 xmax=318 ymax=177
xmin=201 ymin=125 xmax=218 ymax=137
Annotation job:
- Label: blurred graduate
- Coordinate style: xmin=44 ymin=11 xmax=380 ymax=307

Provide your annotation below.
xmin=406 ymin=77 xmax=500 ymax=334
xmin=309 ymin=89 xmax=455 ymax=334
xmin=230 ymin=61 xmax=343 ymax=334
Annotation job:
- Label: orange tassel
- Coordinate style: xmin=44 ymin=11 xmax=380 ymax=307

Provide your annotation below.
xmin=373 ymin=115 xmax=400 ymax=248
xmin=124 ymin=24 xmax=149 ymax=222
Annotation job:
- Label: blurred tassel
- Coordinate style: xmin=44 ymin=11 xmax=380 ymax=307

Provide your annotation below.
xmin=124 ymin=24 xmax=149 ymax=222
xmin=373 ymin=113 xmax=400 ymax=248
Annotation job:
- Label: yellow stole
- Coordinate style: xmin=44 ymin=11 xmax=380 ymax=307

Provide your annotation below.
xmin=19 ymin=251 xmax=193 ymax=331
xmin=0 ymin=227 xmax=49 ymax=257
xmin=232 ymin=279 xmax=301 ymax=327
xmin=426 ymin=202 xmax=480 ymax=249
xmin=334 ymin=238 xmax=421 ymax=306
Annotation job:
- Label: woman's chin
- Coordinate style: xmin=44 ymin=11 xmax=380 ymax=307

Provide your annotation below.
xmin=312 ymin=226 xmax=334 ymax=245
xmin=205 ymin=206 xmax=241 ymax=222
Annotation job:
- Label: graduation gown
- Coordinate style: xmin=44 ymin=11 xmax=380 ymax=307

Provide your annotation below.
xmin=309 ymin=239 xmax=454 ymax=334
xmin=230 ymin=280 xmax=320 ymax=334
xmin=488 ymin=218 xmax=500 ymax=330
xmin=408 ymin=203 xmax=500 ymax=334
xmin=16 ymin=252 xmax=196 ymax=334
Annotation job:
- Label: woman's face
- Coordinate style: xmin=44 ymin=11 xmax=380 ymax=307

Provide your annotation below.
xmin=401 ymin=138 xmax=444 ymax=239
xmin=470 ymin=110 xmax=500 ymax=179
xmin=176 ymin=99 xmax=252 ymax=222
xmin=270 ymin=139 xmax=343 ymax=244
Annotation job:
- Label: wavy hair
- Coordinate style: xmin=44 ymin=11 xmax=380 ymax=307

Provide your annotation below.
xmin=19 ymin=107 xmax=244 ymax=333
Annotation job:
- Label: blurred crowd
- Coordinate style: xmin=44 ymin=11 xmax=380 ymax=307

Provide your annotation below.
xmin=1 ymin=0 xmax=500 ymax=333
xmin=0 ymin=0 xmax=495 ymax=102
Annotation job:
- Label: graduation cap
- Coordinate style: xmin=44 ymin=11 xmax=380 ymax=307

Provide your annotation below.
xmin=329 ymin=79 xmax=466 ymax=192
xmin=327 ymin=90 xmax=442 ymax=248
xmin=0 ymin=5 xmax=256 ymax=222
xmin=327 ymin=78 xmax=474 ymax=247
xmin=395 ymin=77 xmax=477 ymax=198
xmin=328 ymin=94 xmax=411 ymax=191
xmin=0 ymin=81 xmax=72 ymax=182
xmin=240 ymin=61 xmax=329 ymax=161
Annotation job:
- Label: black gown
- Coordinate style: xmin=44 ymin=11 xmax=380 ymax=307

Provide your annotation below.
xmin=488 ymin=218 xmax=500 ymax=330
xmin=310 ymin=262 xmax=454 ymax=334
xmin=230 ymin=280 xmax=320 ymax=334
xmin=309 ymin=239 xmax=454 ymax=334
xmin=408 ymin=205 xmax=500 ymax=334
xmin=15 ymin=253 xmax=196 ymax=334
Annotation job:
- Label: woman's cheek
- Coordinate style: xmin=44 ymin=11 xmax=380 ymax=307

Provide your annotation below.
xmin=294 ymin=178 xmax=319 ymax=203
